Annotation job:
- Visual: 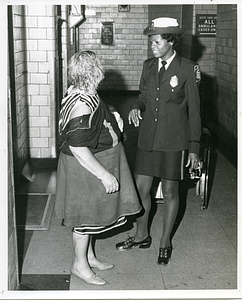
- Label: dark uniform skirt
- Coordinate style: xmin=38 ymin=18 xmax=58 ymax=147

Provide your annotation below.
xmin=54 ymin=142 xmax=141 ymax=235
xmin=134 ymin=147 xmax=188 ymax=180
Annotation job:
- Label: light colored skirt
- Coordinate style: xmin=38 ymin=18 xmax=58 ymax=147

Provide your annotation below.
xmin=54 ymin=142 xmax=141 ymax=234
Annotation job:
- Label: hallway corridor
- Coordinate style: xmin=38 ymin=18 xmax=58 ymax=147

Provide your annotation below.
xmin=16 ymin=93 xmax=238 ymax=295
xmin=7 ymin=4 xmax=238 ymax=295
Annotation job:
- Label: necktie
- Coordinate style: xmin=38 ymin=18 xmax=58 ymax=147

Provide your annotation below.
xmin=158 ymin=60 xmax=167 ymax=82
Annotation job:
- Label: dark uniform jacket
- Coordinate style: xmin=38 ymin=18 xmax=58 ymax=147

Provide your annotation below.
xmin=131 ymin=53 xmax=201 ymax=155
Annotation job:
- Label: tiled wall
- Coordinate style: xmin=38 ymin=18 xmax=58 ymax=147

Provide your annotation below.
xmin=8 ymin=74 xmax=19 ymax=290
xmin=180 ymin=5 xmax=194 ymax=60
xmin=180 ymin=5 xmax=217 ymax=76
xmin=25 ymin=5 xmax=56 ymax=158
xmin=192 ymin=4 xmax=217 ymax=76
xmin=75 ymin=5 xmax=149 ymax=90
xmin=12 ymin=5 xmax=29 ymax=174
xmin=148 ymin=5 xmax=182 ymax=25
xmin=181 ymin=5 xmax=217 ymax=126
xmin=214 ymin=4 xmax=237 ymax=141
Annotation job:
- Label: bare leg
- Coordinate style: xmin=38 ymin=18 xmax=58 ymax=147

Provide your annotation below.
xmin=71 ymin=232 xmax=106 ymax=285
xmin=160 ymin=179 xmax=179 ymax=248
xmin=134 ymin=174 xmax=153 ymax=241
xmin=87 ymin=236 xmax=114 ymax=271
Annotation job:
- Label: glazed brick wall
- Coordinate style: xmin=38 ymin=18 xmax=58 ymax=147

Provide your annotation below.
xmin=181 ymin=4 xmax=217 ymax=76
xmin=8 ymin=100 xmax=19 ymax=290
xmin=192 ymin=4 xmax=217 ymax=76
xmin=180 ymin=5 xmax=217 ymax=127
xmin=60 ymin=5 xmax=72 ymax=95
xmin=8 ymin=6 xmax=28 ymax=289
xmin=8 ymin=68 xmax=19 ymax=290
xmin=8 ymin=7 xmax=30 ymax=289
xmin=214 ymin=4 xmax=237 ymax=140
xmin=75 ymin=5 xmax=149 ymax=90
xmin=12 ymin=5 xmax=29 ymax=173
xmin=180 ymin=5 xmax=194 ymax=60
xmin=25 ymin=5 xmax=56 ymax=158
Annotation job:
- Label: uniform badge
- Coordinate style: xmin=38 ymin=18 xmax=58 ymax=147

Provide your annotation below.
xmin=170 ymin=75 xmax=179 ymax=89
xmin=148 ymin=21 xmax=155 ymax=31
xmin=194 ymin=65 xmax=201 ymax=83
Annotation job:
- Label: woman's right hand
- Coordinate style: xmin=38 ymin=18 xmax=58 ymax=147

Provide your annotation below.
xmin=128 ymin=109 xmax=142 ymax=127
xmin=101 ymin=172 xmax=119 ymax=194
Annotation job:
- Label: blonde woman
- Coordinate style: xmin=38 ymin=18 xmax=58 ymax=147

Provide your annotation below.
xmin=55 ymin=51 xmax=141 ymax=285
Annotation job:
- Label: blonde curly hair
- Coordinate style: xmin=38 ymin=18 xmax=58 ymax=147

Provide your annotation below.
xmin=68 ymin=51 xmax=104 ymax=93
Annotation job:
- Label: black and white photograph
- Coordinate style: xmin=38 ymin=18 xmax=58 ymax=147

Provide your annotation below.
xmin=2 ymin=0 xmax=241 ymax=299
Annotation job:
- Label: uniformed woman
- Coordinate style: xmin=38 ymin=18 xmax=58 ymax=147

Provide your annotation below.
xmin=116 ymin=18 xmax=201 ymax=266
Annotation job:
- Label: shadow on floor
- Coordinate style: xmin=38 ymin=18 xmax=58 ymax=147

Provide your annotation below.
xmin=18 ymin=274 xmax=70 ymax=290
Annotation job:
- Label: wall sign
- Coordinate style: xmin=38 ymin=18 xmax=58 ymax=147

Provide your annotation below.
xmin=118 ymin=5 xmax=130 ymax=12
xmin=100 ymin=22 xmax=115 ymax=46
xmin=196 ymin=14 xmax=217 ymax=37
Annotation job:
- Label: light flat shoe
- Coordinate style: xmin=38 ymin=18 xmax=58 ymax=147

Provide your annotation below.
xmin=71 ymin=268 xmax=106 ymax=285
xmin=90 ymin=262 xmax=114 ymax=271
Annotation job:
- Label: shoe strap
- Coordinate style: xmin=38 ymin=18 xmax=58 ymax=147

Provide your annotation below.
xmin=124 ymin=236 xmax=134 ymax=245
xmin=159 ymin=247 xmax=169 ymax=258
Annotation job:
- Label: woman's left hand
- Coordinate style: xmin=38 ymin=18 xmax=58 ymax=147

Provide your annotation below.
xmin=186 ymin=152 xmax=199 ymax=170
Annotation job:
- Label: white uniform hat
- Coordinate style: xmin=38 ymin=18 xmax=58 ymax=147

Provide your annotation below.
xmin=143 ymin=17 xmax=183 ymax=35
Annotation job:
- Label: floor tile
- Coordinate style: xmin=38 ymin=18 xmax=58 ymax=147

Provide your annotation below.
xmin=22 ymin=219 xmax=73 ymax=275
xmin=172 ymin=212 xmax=229 ymax=242
xmin=154 ymin=238 xmax=237 ymax=275
xmin=70 ymin=238 xmax=164 ymax=290
xmin=17 ymin=229 xmax=34 ymax=274
xmin=163 ymin=271 xmax=237 ymax=290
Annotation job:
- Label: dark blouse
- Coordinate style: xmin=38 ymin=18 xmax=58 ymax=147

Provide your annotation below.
xmin=58 ymin=90 xmax=121 ymax=156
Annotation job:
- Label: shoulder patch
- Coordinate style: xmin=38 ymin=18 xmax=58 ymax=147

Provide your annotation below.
xmin=194 ymin=65 xmax=201 ymax=83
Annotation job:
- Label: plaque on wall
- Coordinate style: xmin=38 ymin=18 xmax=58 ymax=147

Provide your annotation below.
xmin=118 ymin=5 xmax=130 ymax=12
xmin=100 ymin=22 xmax=115 ymax=46
xmin=196 ymin=14 xmax=217 ymax=37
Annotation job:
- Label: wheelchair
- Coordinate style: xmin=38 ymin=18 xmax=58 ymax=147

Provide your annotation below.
xmin=155 ymin=129 xmax=211 ymax=210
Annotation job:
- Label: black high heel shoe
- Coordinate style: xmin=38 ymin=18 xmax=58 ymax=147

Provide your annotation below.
xmin=116 ymin=235 xmax=152 ymax=251
xmin=157 ymin=246 xmax=172 ymax=265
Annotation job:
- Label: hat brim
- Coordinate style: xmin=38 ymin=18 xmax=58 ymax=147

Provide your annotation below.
xmin=143 ymin=26 xmax=183 ymax=35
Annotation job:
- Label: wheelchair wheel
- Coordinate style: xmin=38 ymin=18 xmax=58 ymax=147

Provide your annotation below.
xmin=199 ymin=146 xmax=211 ymax=210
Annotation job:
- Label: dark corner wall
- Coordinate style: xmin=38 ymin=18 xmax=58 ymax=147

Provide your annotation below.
xmin=213 ymin=5 xmax=237 ymax=164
